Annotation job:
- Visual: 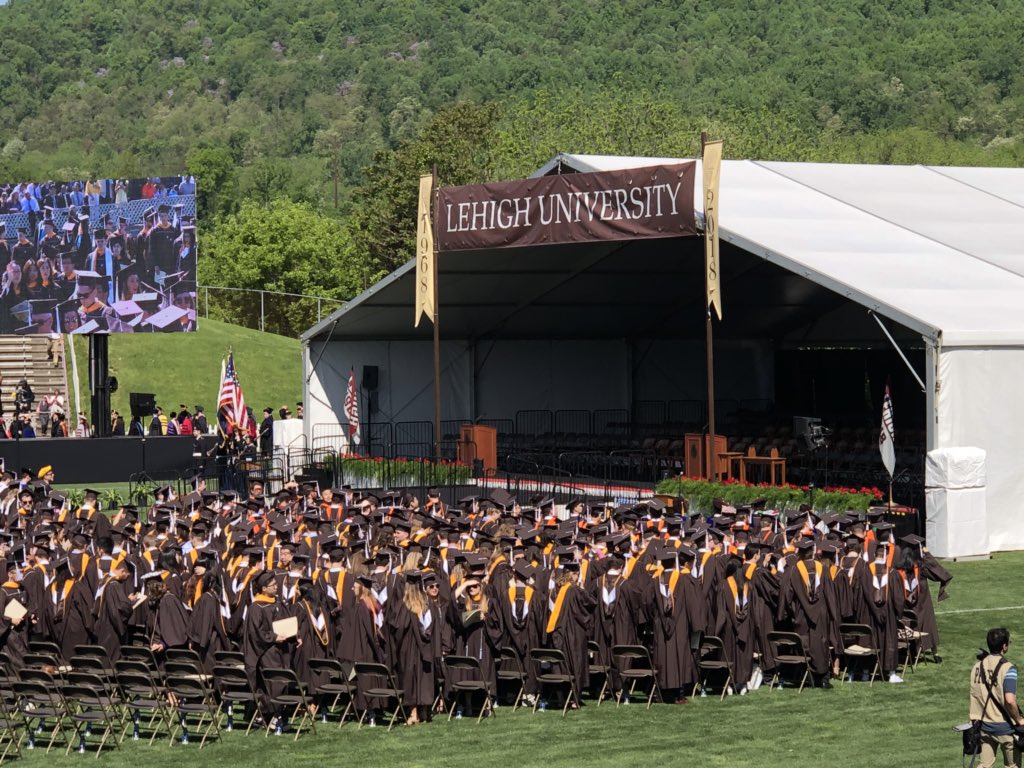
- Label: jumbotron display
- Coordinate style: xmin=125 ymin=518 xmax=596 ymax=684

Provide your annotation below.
xmin=0 ymin=177 xmax=197 ymax=334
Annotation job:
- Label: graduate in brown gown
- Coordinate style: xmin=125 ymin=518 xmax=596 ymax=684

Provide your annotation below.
xmin=544 ymin=562 xmax=596 ymax=706
xmin=743 ymin=543 xmax=778 ymax=680
xmin=777 ymin=540 xmax=832 ymax=687
xmin=588 ymin=556 xmax=639 ymax=674
xmin=242 ymin=572 xmax=292 ymax=723
xmin=898 ymin=534 xmax=951 ymax=660
xmin=648 ymin=548 xmax=705 ymax=703
xmin=148 ymin=576 xmax=190 ymax=657
xmin=494 ymin=560 xmax=543 ymax=695
xmin=386 ymin=572 xmax=436 ymax=724
xmin=861 ymin=540 xmax=905 ymax=683
xmin=0 ymin=561 xmax=30 ymax=669
xmin=94 ymin=560 xmax=137 ymax=662
xmin=715 ymin=553 xmax=756 ymax=694
xmin=57 ymin=558 xmax=94 ymax=661
xmin=21 ymin=546 xmax=55 ymax=643
xmin=292 ymin=579 xmax=332 ymax=700
xmin=188 ymin=570 xmax=231 ymax=673
xmin=337 ymin=575 xmax=385 ymax=717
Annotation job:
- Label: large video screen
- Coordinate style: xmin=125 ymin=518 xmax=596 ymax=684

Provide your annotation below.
xmin=0 ymin=177 xmax=197 ymax=334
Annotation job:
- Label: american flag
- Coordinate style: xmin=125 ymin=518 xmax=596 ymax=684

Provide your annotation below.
xmin=344 ymin=367 xmax=361 ymax=447
xmin=218 ymin=353 xmax=250 ymax=435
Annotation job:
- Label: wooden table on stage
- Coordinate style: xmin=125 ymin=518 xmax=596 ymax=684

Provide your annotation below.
xmin=739 ymin=447 xmax=786 ymax=485
xmin=718 ymin=451 xmax=745 ymax=481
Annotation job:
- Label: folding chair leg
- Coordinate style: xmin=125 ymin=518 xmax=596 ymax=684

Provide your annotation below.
xmin=719 ymin=674 xmax=732 ymax=701
xmin=596 ymin=679 xmax=608 ymax=707
xmin=510 ymin=685 xmax=523 ymax=713
xmin=476 ymin=694 xmax=492 ymax=723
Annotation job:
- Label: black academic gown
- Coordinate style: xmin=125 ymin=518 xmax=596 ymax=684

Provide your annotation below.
xmin=746 ymin=561 xmax=779 ymax=674
xmin=860 ymin=563 xmax=905 ymax=675
xmin=58 ymin=578 xmax=95 ymax=661
xmin=387 ymin=602 xmax=435 ymax=708
xmin=777 ymin=559 xmax=832 ymax=676
xmin=545 ymin=582 xmax=596 ymax=698
xmin=94 ymin=577 xmax=133 ymax=662
xmin=188 ymin=590 xmax=230 ymax=673
xmin=715 ymin=574 xmax=756 ymax=690
xmin=242 ymin=595 xmax=289 ymax=717
xmin=292 ymin=598 xmax=332 ymax=692
xmin=152 ymin=591 xmax=190 ymax=653
xmin=0 ymin=582 xmax=30 ymax=669
xmin=648 ymin=571 xmax=706 ymax=693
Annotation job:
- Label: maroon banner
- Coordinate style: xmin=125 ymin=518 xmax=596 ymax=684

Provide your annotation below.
xmin=436 ymin=162 xmax=696 ymax=252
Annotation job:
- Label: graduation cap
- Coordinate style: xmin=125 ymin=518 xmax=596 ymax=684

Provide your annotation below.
xmin=142 ymin=304 xmax=189 ymax=330
xmin=62 ymin=220 xmax=78 ymax=233
xmin=899 ymin=534 xmax=925 ymax=547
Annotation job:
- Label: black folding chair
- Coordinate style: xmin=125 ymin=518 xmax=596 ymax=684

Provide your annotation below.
xmin=353 ymin=662 xmax=406 ymax=731
xmin=839 ymin=623 xmax=881 ymax=685
xmin=116 ymin=669 xmax=173 ymax=744
xmin=0 ymin=682 xmax=22 ymax=764
xmin=213 ymin=650 xmax=246 ymax=668
xmin=610 ymin=644 xmax=662 ymax=708
xmin=61 ymin=672 xmax=122 ymax=756
xmin=73 ymin=645 xmax=114 ymax=670
xmin=165 ymin=673 xmax=221 ymax=747
xmin=528 ymin=648 xmax=577 ymax=717
xmin=307 ymin=658 xmax=356 ymax=726
xmin=766 ymin=631 xmax=811 ymax=692
xmin=442 ymin=656 xmax=494 ymax=723
xmin=694 ymin=635 xmax=734 ymax=700
xmin=13 ymin=675 xmax=70 ymax=753
xmin=259 ymin=668 xmax=318 ymax=740
xmin=119 ymin=646 xmax=161 ymax=674
xmin=496 ymin=646 xmax=526 ymax=712
xmin=587 ymin=641 xmax=611 ymax=705
xmin=212 ymin=665 xmax=260 ymax=735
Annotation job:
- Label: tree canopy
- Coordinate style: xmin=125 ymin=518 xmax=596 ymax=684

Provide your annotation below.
xmin=0 ymin=0 xmax=1020 ymax=334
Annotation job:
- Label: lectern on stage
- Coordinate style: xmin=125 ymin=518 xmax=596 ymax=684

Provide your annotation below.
xmin=684 ymin=433 xmax=728 ymax=480
xmin=458 ymin=424 xmax=497 ymax=475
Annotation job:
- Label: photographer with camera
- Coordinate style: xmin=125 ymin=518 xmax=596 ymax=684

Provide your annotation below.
xmin=970 ymin=628 xmax=1024 ymax=767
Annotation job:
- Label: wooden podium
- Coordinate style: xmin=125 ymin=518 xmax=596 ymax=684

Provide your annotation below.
xmin=683 ymin=433 xmax=727 ymax=480
xmin=458 ymin=424 xmax=497 ymax=474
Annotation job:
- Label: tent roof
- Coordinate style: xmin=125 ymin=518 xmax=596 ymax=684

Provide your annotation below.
xmin=305 ymin=154 xmax=1024 ymax=347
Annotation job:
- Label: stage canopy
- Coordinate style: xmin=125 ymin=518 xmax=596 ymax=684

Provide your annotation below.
xmin=303 ymin=154 xmax=1024 ymax=552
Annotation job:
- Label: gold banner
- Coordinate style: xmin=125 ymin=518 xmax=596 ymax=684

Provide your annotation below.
xmin=414 ymin=174 xmax=436 ymax=327
xmin=702 ymin=139 xmax=723 ymax=321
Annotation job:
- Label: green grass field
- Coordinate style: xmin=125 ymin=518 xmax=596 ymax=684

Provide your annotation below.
xmin=7 ymin=552 xmax=1018 ymax=767
xmin=64 ymin=319 xmax=302 ymax=424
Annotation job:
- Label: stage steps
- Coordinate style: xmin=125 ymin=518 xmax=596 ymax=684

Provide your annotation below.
xmin=0 ymin=335 xmax=69 ymax=432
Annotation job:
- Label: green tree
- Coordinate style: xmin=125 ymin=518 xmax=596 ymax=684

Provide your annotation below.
xmin=347 ymin=101 xmax=501 ymax=280
xmin=202 ymin=199 xmax=360 ymax=336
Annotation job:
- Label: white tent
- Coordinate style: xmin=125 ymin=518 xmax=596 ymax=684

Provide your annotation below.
xmin=304 ymin=154 xmax=1024 ymax=552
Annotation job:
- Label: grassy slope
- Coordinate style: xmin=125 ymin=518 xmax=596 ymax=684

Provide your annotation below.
xmin=6 ymin=552 xmax=1018 ymax=767
xmin=65 ymin=319 xmax=302 ymax=423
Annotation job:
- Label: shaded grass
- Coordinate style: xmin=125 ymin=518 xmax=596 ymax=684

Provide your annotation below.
xmin=9 ymin=553 xmax=1021 ymax=767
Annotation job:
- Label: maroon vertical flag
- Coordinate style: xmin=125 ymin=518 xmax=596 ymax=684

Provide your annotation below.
xmin=344 ymin=367 xmax=361 ymax=448
xmin=879 ymin=383 xmax=895 ymax=479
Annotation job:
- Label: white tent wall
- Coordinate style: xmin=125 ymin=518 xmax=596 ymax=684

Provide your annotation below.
xmin=474 ymin=339 xmax=629 ymax=419
xmin=936 ymin=347 xmax=1024 ymax=551
xmin=304 ymin=339 xmax=473 ymax=450
xmin=631 ymin=339 xmax=774 ymax=403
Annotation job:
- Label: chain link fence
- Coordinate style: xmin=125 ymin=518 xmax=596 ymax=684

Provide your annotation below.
xmin=200 ymin=285 xmax=345 ymax=337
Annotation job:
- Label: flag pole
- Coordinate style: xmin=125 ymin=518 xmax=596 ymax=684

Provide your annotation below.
xmin=431 ymin=165 xmax=442 ymax=462
xmin=701 ymin=131 xmax=717 ymax=481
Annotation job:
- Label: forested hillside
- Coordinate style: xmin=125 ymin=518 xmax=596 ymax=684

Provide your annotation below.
xmin=0 ymin=0 xmax=1021 ymax=332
